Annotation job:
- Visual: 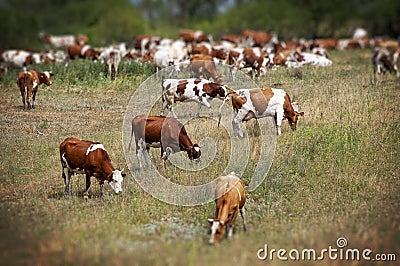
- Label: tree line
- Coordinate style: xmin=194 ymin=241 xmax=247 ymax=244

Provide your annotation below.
xmin=0 ymin=0 xmax=399 ymax=50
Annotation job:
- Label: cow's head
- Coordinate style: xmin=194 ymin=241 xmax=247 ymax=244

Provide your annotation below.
xmin=208 ymin=219 xmax=225 ymax=244
xmin=40 ymin=71 xmax=54 ymax=86
xmin=108 ymin=170 xmax=126 ymax=194
xmin=187 ymin=144 xmax=201 ymax=162
xmin=286 ymin=102 xmax=304 ymax=131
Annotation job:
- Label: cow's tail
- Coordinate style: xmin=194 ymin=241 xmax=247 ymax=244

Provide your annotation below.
xmin=218 ymin=91 xmax=237 ymax=127
xmin=23 ymin=67 xmax=29 ymax=99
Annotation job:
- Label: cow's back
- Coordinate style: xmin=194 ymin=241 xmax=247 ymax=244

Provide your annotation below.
xmin=60 ymin=137 xmax=94 ymax=168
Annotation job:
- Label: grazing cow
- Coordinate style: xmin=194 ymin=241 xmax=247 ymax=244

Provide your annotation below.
xmin=311 ymin=38 xmax=338 ymax=50
xmin=39 ymin=32 xmax=88 ymax=48
xmin=16 ymin=69 xmax=54 ymax=110
xmin=67 ymin=44 xmax=99 ymax=60
xmin=242 ymin=29 xmax=273 ymax=47
xmin=99 ymin=47 xmax=121 ymax=79
xmin=161 ymin=78 xmax=228 ymax=117
xmin=59 ymin=137 xmax=125 ymax=198
xmin=189 ymin=54 xmax=223 ymax=83
xmin=153 ymin=49 xmax=180 ymax=78
xmin=372 ymin=47 xmax=399 ymax=83
xmin=179 ymin=29 xmax=212 ymax=43
xmin=208 ymin=172 xmax=247 ymax=244
xmin=128 ymin=115 xmax=201 ymax=169
xmin=2 ymin=50 xmax=33 ymax=68
xmin=222 ymin=88 xmax=304 ymax=136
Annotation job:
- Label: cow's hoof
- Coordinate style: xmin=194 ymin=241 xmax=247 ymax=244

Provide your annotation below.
xmin=83 ymin=195 xmax=89 ymax=200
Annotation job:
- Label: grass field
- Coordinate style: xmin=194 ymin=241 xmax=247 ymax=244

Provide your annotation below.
xmin=0 ymin=50 xmax=399 ymax=265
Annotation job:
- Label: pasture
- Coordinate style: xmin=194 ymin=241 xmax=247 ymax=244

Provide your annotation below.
xmin=0 ymin=49 xmax=399 ymax=265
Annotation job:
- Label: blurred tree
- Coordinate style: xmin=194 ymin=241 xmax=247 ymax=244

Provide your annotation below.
xmin=0 ymin=0 xmax=146 ymax=49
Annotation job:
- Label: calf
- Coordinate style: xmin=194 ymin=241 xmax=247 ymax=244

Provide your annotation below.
xmin=222 ymin=88 xmax=304 ymax=136
xmin=16 ymin=69 xmax=54 ymax=110
xmin=208 ymin=172 xmax=247 ymax=244
xmin=59 ymin=137 xmax=125 ymax=198
xmin=161 ymin=78 xmax=227 ymax=117
xmin=128 ymin=115 xmax=201 ymax=169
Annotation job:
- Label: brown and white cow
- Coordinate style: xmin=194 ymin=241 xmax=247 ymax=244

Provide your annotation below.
xmin=161 ymin=78 xmax=228 ymax=117
xmin=16 ymin=69 xmax=54 ymax=110
xmin=2 ymin=50 xmax=33 ymax=68
xmin=99 ymin=47 xmax=121 ymax=79
xmin=222 ymin=88 xmax=304 ymax=136
xmin=208 ymin=172 xmax=247 ymax=244
xmin=372 ymin=46 xmax=399 ymax=83
xmin=39 ymin=32 xmax=89 ymax=48
xmin=60 ymin=137 xmax=125 ymax=198
xmin=128 ymin=115 xmax=201 ymax=169
xmin=67 ymin=44 xmax=100 ymax=60
xmin=189 ymin=54 xmax=223 ymax=83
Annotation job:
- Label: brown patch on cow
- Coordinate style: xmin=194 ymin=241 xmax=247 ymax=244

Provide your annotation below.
xmin=249 ymin=88 xmax=274 ymax=114
xmin=232 ymin=93 xmax=247 ymax=112
xmin=177 ymin=80 xmax=188 ymax=95
xmin=202 ymin=83 xmax=221 ymax=98
xmin=193 ymin=85 xmax=199 ymax=96
xmin=194 ymin=79 xmax=202 ymax=84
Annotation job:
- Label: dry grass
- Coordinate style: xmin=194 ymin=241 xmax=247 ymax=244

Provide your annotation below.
xmin=0 ymin=50 xmax=399 ymax=265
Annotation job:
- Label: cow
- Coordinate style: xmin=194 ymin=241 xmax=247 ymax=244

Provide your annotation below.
xmin=16 ymin=69 xmax=54 ymax=110
xmin=39 ymin=32 xmax=88 ymax=48
xmin=161 ymin=78 xmax=228 ymax=117
xmin=153 ymin=49 xmax=180 ymax=78
xmin=208 ymin=172 xmax=247 ymax=244
xmin=189 ymin=54 xmax=223 ymax=83
xmin=220 ymin=88 xmax=304 ymax=136
xmin=99 ymin=47 xmax=122 ymax=79
xmin=67 ymin=44 xmax=99 ymax=60
xmin=372 ymin=47 xmax=399 ymax=84
xmin=59 ymin=137 xmax=125 ymax=199
xmin=179 ymin=29 xmax=212 ymax=43
xmin=128 ymin=115 xmax=201 ymax=169
xmin=2 ymin=50 xmax=33 ymax=68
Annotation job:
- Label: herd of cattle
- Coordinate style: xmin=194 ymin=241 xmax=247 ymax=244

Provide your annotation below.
xmin=4 ymin=28 xmax=400 ymax=244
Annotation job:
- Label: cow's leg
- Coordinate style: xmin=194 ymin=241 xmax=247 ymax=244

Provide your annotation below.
xmin=32 ymin=90 xmax=37 ymax=109
xmin=136 ymin=141 xmax=144 ymax=169
xmin=20 ymin=88 xmax=26 ymax=110
xmin=232 ymin=110 xmax=247 ymax=138
xmin=144 ymin=147 xmax=152 ymax=168
xmin=63 ymin=167 xmax=71 ymax=196
xmin=240 ymin=207 xmax=248 ymax=232
xmin=26 ymin=88 xmax=32 ymax=110
xmin=227 ymin=212 xmax=238 ymax=239
xmin=83 ymin=174 xmax=91 ymax=199
xmin=275 ymin=109 xmax=284 ymax=135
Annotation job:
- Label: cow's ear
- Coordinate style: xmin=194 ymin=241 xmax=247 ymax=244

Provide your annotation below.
xmin=122 ymin=173 xmax=127 ymax=177
xmin=49 ymin=72 xmax=54 ymax=77
xmin=298 ymin=111 xmax=304 ymax=117
xmin=208 ymin=218 xmax=214 ymax=224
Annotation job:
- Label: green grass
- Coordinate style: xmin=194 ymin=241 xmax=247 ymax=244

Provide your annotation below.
xmin=0 ymin=50 xmax=399 ymax=265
